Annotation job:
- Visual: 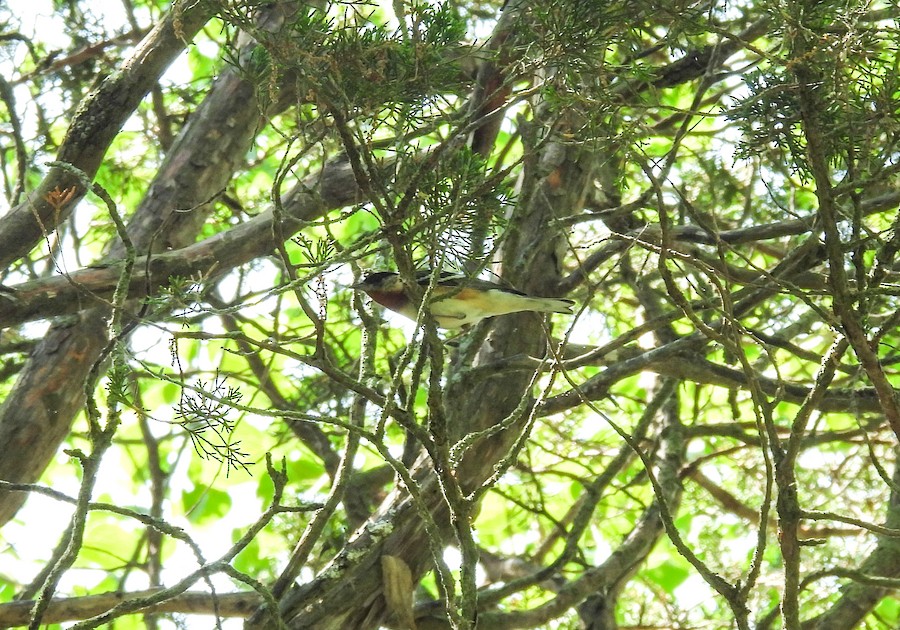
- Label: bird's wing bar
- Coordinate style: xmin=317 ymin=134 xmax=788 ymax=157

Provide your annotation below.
xmin=414 ymin=269 xmax=467 ymax=286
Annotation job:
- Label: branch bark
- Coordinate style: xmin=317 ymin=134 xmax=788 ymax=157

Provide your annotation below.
xmin=0 ymin=0 xmax=217 ymax=270
xmin=0 ymin=590 xmax=261 ymax=628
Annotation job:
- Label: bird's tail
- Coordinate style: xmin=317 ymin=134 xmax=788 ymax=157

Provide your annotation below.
xmin=528 ymin=297 xmax=575 ymax=314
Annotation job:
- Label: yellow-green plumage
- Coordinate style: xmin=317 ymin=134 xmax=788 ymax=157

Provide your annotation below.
xmin=352 ymin=270 xmax=574 ymax=329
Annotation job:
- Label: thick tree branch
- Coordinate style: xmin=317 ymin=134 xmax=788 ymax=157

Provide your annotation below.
xmin=0 ymin=590 xmax=261 ymax=628
xmin=0 ymin=0 xmax=217 ymax=270
xmin=0 ymin=163 xmax=360 ymax=330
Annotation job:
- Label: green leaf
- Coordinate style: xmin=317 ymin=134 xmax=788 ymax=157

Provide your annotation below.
xmin=872 ymin=596 xmax=900 ymax=627
xmin=288 ymin=455 xmax=327 ymax=482
xmin=182 ymin=486 xmax=233 ymax=524
xmin=644 ymin=559 xmax=691 ymax=594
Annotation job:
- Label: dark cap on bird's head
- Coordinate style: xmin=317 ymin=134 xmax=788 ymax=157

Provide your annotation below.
xmin=350 ymin=271 xmax=404 ymax=292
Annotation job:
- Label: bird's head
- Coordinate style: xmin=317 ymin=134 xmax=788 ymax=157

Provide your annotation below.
xmin=350 ymin=271 xmax=405 ymax=293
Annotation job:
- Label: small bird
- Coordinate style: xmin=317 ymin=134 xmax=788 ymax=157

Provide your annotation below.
xmin=351 ymin=270 xmax=574 ymax=329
